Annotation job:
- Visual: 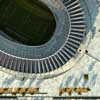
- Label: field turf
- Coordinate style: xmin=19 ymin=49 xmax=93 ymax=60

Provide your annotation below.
xmin=0 ymin=0 xmax=56 ymax=46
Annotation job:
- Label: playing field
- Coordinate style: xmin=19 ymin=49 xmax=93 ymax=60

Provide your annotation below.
xmin=0 ymin=0 xmax=56 ymax=46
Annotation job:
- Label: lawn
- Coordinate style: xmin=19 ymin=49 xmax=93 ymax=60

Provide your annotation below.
xmin=0 ymin=0 xmax=56 ymax=46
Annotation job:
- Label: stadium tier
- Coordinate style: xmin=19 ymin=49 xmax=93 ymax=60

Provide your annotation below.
xmin=0 ymin=0 xmax=86 ymax=74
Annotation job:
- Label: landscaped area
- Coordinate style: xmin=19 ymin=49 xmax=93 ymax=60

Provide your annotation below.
xmin=0 ymin=0 xmax=56 ymax=46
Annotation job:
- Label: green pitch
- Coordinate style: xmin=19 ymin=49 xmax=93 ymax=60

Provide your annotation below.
xmin=0 ymin=0 xmax=56 ymax=46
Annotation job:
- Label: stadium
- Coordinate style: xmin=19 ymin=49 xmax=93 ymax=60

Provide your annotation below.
xmin=0 ymin=0 xmax=100 ymax=99
xmin=0 ymin=0 xmax=86 ymax=78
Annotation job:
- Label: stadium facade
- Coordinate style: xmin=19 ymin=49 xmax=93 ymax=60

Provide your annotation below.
xmin=0 ymin=0 xmax=98 ymax=79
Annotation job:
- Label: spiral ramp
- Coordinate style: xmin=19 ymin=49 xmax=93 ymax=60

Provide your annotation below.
xmin=0 ymin=0 xmax=86 ymax=76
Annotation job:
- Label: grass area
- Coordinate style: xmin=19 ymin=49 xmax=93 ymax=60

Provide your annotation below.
xmin=0 ymin=0 xmax=56 ymax=46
